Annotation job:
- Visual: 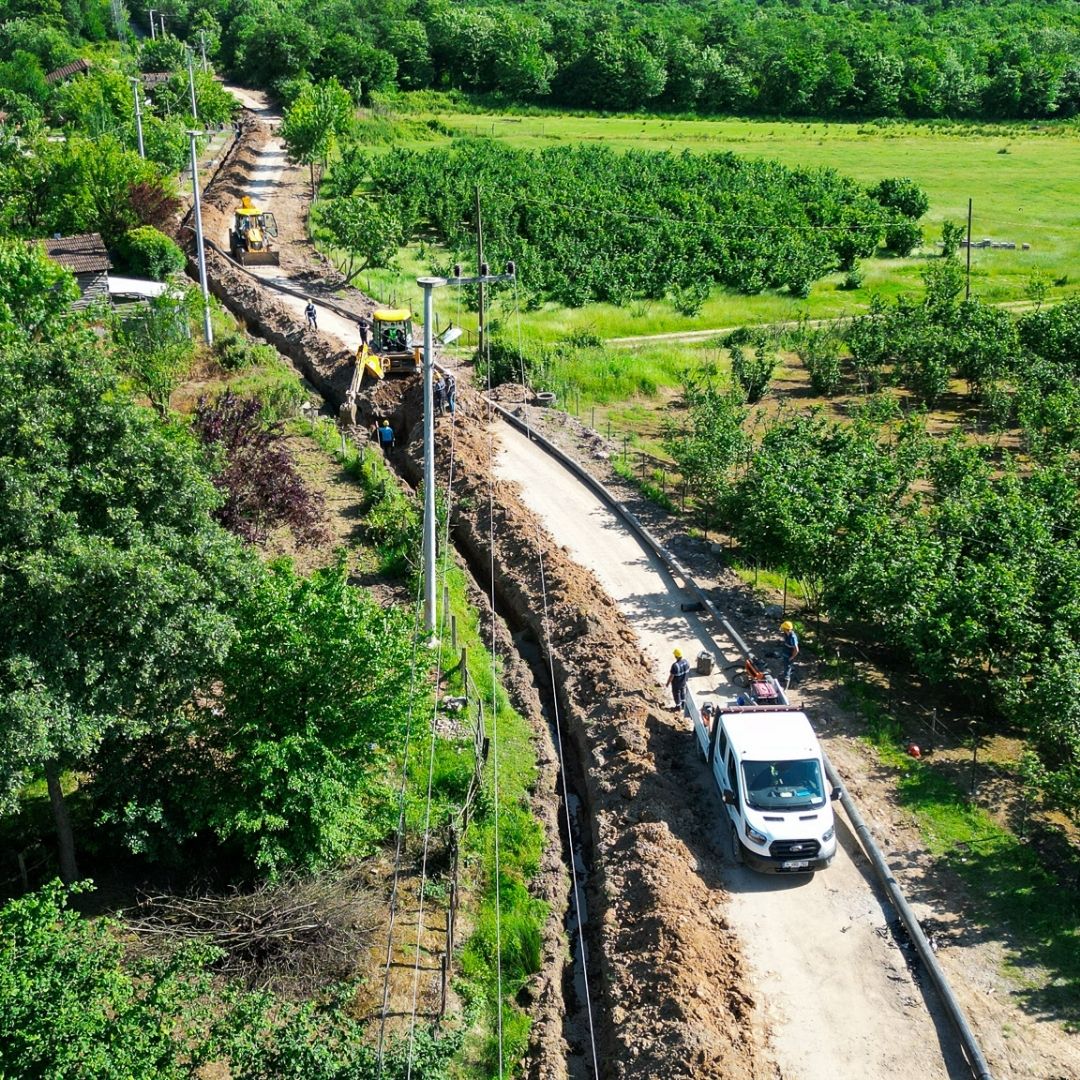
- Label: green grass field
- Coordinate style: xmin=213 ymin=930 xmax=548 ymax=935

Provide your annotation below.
xmin=350 ymin=106 xmax=1080 ymax=342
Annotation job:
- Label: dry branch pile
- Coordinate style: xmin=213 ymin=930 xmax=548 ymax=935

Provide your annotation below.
xmin=129 ymin=874 xmax=378 ymax=996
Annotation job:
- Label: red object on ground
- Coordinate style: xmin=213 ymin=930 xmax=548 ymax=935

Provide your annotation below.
xmin=907 ymin=743 xmax=922 ymax=759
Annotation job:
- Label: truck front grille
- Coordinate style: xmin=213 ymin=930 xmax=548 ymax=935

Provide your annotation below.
xmin=770 ymin=838 xmax=821 ymax=859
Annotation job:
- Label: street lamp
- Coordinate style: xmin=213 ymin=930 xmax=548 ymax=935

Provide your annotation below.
xmin=416 ymin=261 xmax=516 ymax=634
xmin=187 ymin=130 xmax=213 ymax=344
xmin=130 ymin=77 xmax=145 ymax=158
xmin=148 ymin=8 xmax=156 ymax=39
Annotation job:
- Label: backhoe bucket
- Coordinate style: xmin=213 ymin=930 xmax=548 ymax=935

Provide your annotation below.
xmin=238 ymin=248 xmax=280 ymax=266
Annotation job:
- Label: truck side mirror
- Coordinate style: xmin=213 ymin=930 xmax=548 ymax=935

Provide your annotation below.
xmin=830 ymin=786 xmax=842 ymax=801
xmin=722 ymin=789 xmax=736 ymax=806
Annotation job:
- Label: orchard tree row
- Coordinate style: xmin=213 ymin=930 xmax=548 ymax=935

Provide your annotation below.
xmin=326 ymin=139 xmax=926 ymax=307
xmin=108 ymin=0 xmax=1080 ymax=120
xmin=667 ymin=294 xmax=1080 ymax=815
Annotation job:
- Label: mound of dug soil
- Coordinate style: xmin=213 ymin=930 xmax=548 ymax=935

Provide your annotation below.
xmin=387 ymin=380 xmax=768 ymax=1079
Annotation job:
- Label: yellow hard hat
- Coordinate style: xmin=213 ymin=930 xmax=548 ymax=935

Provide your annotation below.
xmin=673 ymin=648 xmax=682 ymax=658
xmin=781 ymin=621 xmax=794 ymax=631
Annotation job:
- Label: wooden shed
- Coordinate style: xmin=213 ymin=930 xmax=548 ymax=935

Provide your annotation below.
xmin=41 ymin=233 xmax=112 ymax=309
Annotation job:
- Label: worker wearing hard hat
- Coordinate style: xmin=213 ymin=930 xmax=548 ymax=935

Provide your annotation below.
xmin=780 ymin=621 xmax=799 ymax=688
xmin=665 ymin=648 xmax=690 ymax=712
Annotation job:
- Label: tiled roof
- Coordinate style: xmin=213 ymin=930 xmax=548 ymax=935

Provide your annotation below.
xmin=45 ymin=58 xmax=92 ymax=85
xmin=40 ymin=233 xmax=112 ymax=274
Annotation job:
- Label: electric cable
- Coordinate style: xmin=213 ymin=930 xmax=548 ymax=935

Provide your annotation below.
xmin=511 ymin=277 xmax=602 ymax=1079
xmin=483 ymin=284 xmax=506 ymax=1079
xmin=375 ymin=562 xmax=426 ymax=1073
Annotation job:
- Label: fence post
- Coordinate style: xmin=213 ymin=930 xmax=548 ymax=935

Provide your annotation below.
xmin=969 ymin=721 xmax=979 ymax=796
xmin=447 ymin=891 xmax=455 ymax=955
xmin=439 ymin=952 xmax=448 ymax=1017
xmin=591 ymin=406 xmax=596 ymax=429
xmin=451 ymin=614 xmax=457 ymax=651
xmin=442 ymin=586 xmax=450 ymax=629
xmin=639 ymin=452 xmax=646 ymax=479
xmin=17 ymin=851 xmax=28 ymax=893
xmin=460 ymin=647 xmax=468 ymax=687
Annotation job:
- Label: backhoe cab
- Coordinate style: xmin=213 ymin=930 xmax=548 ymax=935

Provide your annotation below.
xmin=357 ymin=308 xmax=422 ymax=379
xmin=230 ymin=196 xmax=279 ymax=266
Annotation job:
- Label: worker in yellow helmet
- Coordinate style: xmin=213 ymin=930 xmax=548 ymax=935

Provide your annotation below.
xmin=666 ymin=647 xmax=690 ymax=712
xmin=780 ymin=621 xmax=799 ymax=688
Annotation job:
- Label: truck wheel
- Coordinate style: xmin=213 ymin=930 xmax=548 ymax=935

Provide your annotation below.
xmin=729 ymin=824 xmax=744 ymax=866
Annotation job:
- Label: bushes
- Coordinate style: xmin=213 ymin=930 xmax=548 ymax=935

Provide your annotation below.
xmin=114 ymin=226 xmax=185 ymax=280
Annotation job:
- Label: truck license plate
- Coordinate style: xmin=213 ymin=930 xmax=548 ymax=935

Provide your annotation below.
xmin=782 ymin=859 xmax=810 ymax=869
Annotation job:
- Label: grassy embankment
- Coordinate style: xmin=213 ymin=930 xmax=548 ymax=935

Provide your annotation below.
xmin=302 ymin=415 xmax=546 ymax=1076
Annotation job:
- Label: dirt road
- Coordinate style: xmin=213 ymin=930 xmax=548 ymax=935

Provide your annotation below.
xmin=199 ymin=93 xmax=1080 ymax=1080
xmin=495 ymin=418 xmax=967 ymax=1080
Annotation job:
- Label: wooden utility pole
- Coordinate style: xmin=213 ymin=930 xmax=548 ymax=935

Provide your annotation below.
xmin=965 ymin=197 xmax=973 ymax=301
xmin=475 ymin=185 xmax=485 ymax=357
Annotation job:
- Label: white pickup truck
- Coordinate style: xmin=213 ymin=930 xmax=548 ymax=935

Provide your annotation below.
xmin=690 ymin=695 xmax=841 ymax=873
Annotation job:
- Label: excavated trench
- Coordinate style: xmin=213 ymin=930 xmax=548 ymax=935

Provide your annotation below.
xmin=177 ymin=124 xmax=766 ymax=1079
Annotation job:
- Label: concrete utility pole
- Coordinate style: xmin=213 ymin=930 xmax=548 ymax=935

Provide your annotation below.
xmin=965 ymin=197 xmax=973 ymax=302
xmin=130 ymin=77 xmax=145 ymax=158
xmin=417 ymin=260 xmax=516 ymax=635
xmin=187 ymin=130 xmax=213 ymax=344
xmin=148 ymin=8 xmax=156 ymax=39
xmin=186 ymin=49 xmax=198 ymax=122
xmin=198 ymin=30 xmax=208 ymax=73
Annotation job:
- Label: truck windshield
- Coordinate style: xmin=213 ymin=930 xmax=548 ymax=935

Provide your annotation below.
xmin=741 ymin=759 xmax=825 ymax=810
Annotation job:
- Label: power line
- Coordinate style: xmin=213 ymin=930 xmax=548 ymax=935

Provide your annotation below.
xmin=484 ymin=344 xmax=506 ymax=1079
xmin=376 ymin=566 xmax=426 ymax=1073
xmin=405 ymin=415 xmax=460 ymax=1079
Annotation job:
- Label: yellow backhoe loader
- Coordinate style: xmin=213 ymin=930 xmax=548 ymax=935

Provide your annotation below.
xmin=229 ymin=196 xmax=279 ymax=266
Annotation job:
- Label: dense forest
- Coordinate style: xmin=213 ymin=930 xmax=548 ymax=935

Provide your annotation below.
xmin=5 ymin=0 xmax=1080 ymax=122
xmin=113 ymin=0 xmax=1080 ymax=120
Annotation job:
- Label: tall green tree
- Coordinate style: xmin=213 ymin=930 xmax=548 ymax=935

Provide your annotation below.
xmin=0 ymin=328 xmax=248 ymax=880
xmin=281 ymin=78 xmax=354 ymax=200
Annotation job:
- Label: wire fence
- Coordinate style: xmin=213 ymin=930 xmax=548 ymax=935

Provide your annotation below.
xmin=0 ymin=843 xmax=50 ymax=897
xmin=433 ymin=639 xmax=488 ymax=1019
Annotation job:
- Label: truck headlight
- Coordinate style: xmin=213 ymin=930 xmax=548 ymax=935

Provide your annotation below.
xmin=822 ymin=825 xmax=835 ymax=843
xmin=744 ymin=821 xmax=768 ymax=846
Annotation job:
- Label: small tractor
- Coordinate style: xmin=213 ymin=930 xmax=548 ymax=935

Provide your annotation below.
xmin=229 ymin=196 xmax=279 ymax=266
xmin=343 ymin=309 xmax=463 ymax=424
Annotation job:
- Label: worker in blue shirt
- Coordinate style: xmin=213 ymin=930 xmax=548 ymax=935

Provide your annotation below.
xmin=666 ymin=648 xmax=690 ymax=711
xmin=780 ymin=621 xmax=799 ymax=687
